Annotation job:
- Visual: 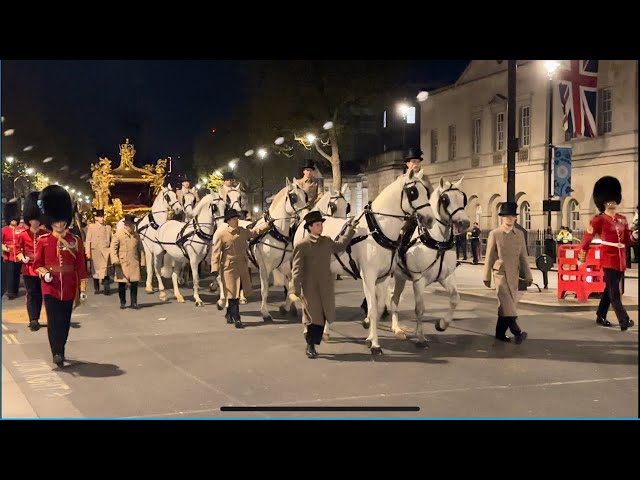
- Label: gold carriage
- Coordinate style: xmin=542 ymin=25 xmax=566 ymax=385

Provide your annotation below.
xmin=89 ymin=139 xmax=168 ymax=228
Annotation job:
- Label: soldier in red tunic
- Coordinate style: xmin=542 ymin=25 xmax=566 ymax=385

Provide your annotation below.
xmin=16 ymin=192 xmax=50 ymax=331
xmin=2 ymin=200 xmax=27 ymax=299
xmin=579 ymin=176 xmax=638 ymax=331
xmin=33 ymin=185 xmax=89 ymax=367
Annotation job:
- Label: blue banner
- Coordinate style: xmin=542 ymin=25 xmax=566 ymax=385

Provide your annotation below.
xmin=554 ymin=147 xmax=572 ymax=197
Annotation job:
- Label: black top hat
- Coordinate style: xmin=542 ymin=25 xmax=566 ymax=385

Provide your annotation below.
xmin=123 ymin=214 xmax=137 ymax=225
xmin=303 ymin=210 xmax=325 ymax=230
xmin=224 ymin=208 xmax=241 ymax=222
xmin=222 ymin=171 xmax=236 ymax=181
xmin=498 ymin=202 xmax=518 ymax=216
xmin=593 ymin=176 xmax=621 ymax=213
xmin=181 ymin=177 xmax=190 ymax=183
xmin=39 ymin=185 xmax=73 ymax=229
xmin=23 ymin=191 xmax=42 ymax=224
xmin=93 ymin=209 xmax=105 ymax=217
xmin=404 ymin=147 xmax=423 ymax=162
xmin=302 ymin=159 xmax=316 ymax=171
xmin=3 ymin=200 xmax=20 ymax=223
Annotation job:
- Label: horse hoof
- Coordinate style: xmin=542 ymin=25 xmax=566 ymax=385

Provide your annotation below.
xmin=159 ymin=292 xmax=167 ymax=301
xmin=195 ymin=301 xmax=204 ymax=307
xmin=290 ymin=306 xmax=298 ymax=316
xmin=145 ymin=288 xmax=154 ymax=294
xmin=365 ymin=340 xmax=372 ymax=349
xmin=415 ymin=340 xmax=429 ymax=349
xmin=362 ymin=319 xmax=370 ymax=329
xmin=371 ymin=347 xmax=383 ymax=356
xmin=216 ymin=302 xmax=224 ymax=311
xmin=177 ymin=298 xmax=185 ymax=304
xmin=323 ymin=333 xmax=330 ymax=341
xmin=263 ymin=315 xmax=273 ymax=323
xmin=240 ymin=298 xmax=247 ymax=305
xmin=279 ymin=305 xmax=287 ymax=314
xmin=393 ymin=330 xmax=407 ymax=340
xmin=435 ymin=320 xmax=447 ymax=332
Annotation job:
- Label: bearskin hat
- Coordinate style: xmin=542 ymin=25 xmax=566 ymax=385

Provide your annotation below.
xmin=23 ymin=191 xmax=43 ymax=224
xmin=39 ymin=185 xmax=73 ymax=229
xmin=3 ymin=200 xmax=20 ymax=224
xmin=593 ymin=176 xmax=622 ymax=213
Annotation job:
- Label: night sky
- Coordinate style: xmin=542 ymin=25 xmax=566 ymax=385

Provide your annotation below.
xmin=2 ymin=60 xmax=468 ymax=179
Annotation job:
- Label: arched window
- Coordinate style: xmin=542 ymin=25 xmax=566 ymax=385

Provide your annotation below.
xmin=475 ymin=205 xmax=482 ymax=225
xmin=495 ymin=202 xmax=502 ymax=227
xmin=520 ymin=201 xmax=531 ymax=230
xmin=569 ymin=199 xmax=580 ymax=231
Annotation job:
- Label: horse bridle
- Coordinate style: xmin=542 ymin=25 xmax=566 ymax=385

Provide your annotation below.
xmin=437 ymin=186 xmax=467 ymax=225
xmin=225 ymin=189 xmax=243 ymax=211
xmin=401 ymin=179 xmax=431 ymax=218
xmin=328 ymin=192 xmax=351 ymax=216
xmin=163 ymin=191 xmax=181 ymax=211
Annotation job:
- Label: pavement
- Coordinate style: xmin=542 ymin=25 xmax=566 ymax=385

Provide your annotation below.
xmin=2 ymin=264 xmax=637 ymax=419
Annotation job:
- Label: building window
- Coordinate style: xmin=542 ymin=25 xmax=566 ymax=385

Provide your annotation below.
xmin=520 ymin=201 xmax=531 ymax=230
xmin=475 ymin=205 xmax=482 ymax=225
xmin=472 ymin=118 xmax=481 ymax=155
xmin=431 ymin=129 xmax=438 ymax=163
xmin=520 ymin=106 xmax=530 ymax=147
xmin=406 ymin=107 xmax=416 ymax=124
xmin=495 ymin=112 xmax=505 ymax=151
xmin=598 ymin=88 xmax=612 ymax=134
xmin=569 ymin=199 xmax=580 ymax=231
xmin=448 ymin=125 xmax=457 ymax=160
xmin=383 ymin=110 xmax=387 ymax=129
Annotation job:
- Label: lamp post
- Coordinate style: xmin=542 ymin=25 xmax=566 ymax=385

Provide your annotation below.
xmin=258 ymin=148 xmax=267 ymax=212
xmin=544 ymin=61 xmax=560 ymax=260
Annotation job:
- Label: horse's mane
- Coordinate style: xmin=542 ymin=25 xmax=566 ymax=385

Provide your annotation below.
xmin=269 ymin=185 xmax=289 ymax=210
xmin=192 ymin=194 xmax=214 ymax=217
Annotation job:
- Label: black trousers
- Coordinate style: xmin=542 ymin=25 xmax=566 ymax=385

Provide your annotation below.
xmin=2 ymin=260 xmax=22 ymax=296
xmin=23 ymin=275 xmax=43 ymax=322
xmin=118 ymin=282 xmax=138 ymax=304
xmin=597 ymin=268 xmax=630 ymax=324
xmin=44 ymin=296 xmax=74 ymax=357
xmin=471 ymin=239 xmax=480 ymax=263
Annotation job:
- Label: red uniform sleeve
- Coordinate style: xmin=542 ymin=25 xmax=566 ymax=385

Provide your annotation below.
xmin=580 ymin=215 xmax=601 ymax=255
xmin=33 ymin=234 xmax=47 ymax=277
xmin=15 ymin=231 xmax=25 ymax=261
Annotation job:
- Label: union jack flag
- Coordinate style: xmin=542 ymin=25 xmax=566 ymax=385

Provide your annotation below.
xmin=557 ymin=60 xmax=599 ymax=138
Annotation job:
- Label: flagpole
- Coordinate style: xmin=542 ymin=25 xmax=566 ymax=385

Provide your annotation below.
xmin=544 ymin=63 xmax=557 ymax=261
xmin=506 ymin=60 xmax=517 ymax=203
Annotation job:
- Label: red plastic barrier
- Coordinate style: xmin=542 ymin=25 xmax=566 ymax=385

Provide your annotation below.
xmin=557 ymin=244 xmax=606 ymax=302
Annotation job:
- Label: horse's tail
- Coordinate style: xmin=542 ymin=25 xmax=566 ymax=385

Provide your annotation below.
xmin=160 ymin=253 xmax=173 ymax=278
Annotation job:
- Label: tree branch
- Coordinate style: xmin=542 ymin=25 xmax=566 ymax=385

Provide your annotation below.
xmin=314 ymin=141 xmax=332 ymax=162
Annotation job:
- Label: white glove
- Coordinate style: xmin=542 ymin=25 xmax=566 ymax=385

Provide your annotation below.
xmin=632 ymin=230 xmax=639 ymax=242
xmin=22 ymin=256 xmax=30 ymax=264
xmin=2 ymin=245 xmax=9 ymax=252
xmin=80 ymin=292 xmax=87 ymax=302
xmin=43 ymin=272 xmax=53 ymax=283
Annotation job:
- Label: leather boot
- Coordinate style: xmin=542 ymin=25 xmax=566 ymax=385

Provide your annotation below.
xmin=508 ymin=317 xmax=528 ymax=344
xmin=130 ymin=282 xmax=139 ymax=309
xmin=94 ymin=279 xmax=101 ymax=295
xmin=232 ymin=299 xmax=244 ymax=329
xmin=596 ymin=315 xmax=612 ymax=327
xmin=103 ymin=277 xmax=112 ymax=296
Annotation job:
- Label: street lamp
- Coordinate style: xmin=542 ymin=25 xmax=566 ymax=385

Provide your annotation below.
xmin=305 ymin=133 xmax=316 ymax=144
xmin=6 ymin=156 xmax=15 ymax=164
xmin=257 ymin=149 xmax=268 ymax=212
xmin=228 ymin=160 xmax=237 ymax=170
xmin=25 ymin=167 xmax=34 ymax=175
xmin=544 ymin=60 xmax=560 ymax=260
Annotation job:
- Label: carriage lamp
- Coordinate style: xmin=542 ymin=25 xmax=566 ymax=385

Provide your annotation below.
xmin=6 ymin=156 xmax=15 ymax=163
xmin=305 ymin=134 xmax=316 ymax=144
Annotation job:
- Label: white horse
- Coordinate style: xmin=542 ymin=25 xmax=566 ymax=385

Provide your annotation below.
xmin=388 ymin=177 xmax=471 ymax=347
xmin=176 ymin=190 xmax=199 ymax=286
xmin=137 ymin=186 xmax=184 ymax=294
xmin=291 ymin=169 xmax=434 ymax=354
xmin=248 ymin=179 xmax=310 ymax=322
xmin=154 ymin=193 xmax=229 ymax=306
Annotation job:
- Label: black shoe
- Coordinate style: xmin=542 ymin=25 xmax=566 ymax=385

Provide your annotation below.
xmin=104 ymin=288 xmax=111 ymax=296
xmin=130 ymin=303 xmax=139 ymax=310
xmin=94 ymin=290 xmax=101 ymax=295
xmin=28 ymin=320 xmax=41 ymax=331
xmin=495 ymin=334 xmax=511 ymax=342
xmin=306 ymin=343 xmax=318 ymax=358
xmin=225 ymin=313 xmax=234 ymax=324
xmin=620 ymin=319 xmax=634 ymax=331
xmin=120 ymin=303 xmax=127 ymax=309
xmin=234 ymin=319 xmax=245 ymax=329
xmin=596 ymin=315 xmax=612 ymax=327
xmin=53 ymin=354 xmax=64 ymax=367
xmin=514 ymin=331 xmax=528 ymax=345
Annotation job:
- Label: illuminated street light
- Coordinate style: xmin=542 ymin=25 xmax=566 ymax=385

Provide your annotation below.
xmin=397 ymin=103 xmax=410 ymax=117
xmin=323 ymin=121 xmax=334 ymax=130
xmin=544 ymin=60 xmax=560 ymax=79
xmin=228 ymin=161 xmax=237 ymax=170
xmin=23 ymin=145 xmax=34 ymax=152
xmin=305 ymin=134 xmax=316 ymax=144
xmin=253 ymin=206 xmax=259 ymax=213
xmin=195 ymin=184 xmax=201 ymax=190
xmin=416 ymin=91 xmax=429 ymax=102
xmin=257 ymin=148 xmax=267 ymax=159
xmin=25 ymin=168 xmax=34 ymax=175
xmin=6 ymin=156 xmax=15 ymax=163
xmin=4 ymin=128 xmax=15 ymax=136
xmin=244 ymin=149 xmax=254 ymax=157
xmin=274 ymin=137 xmax=285 ymax=145
xmin=43 ymin=157 xmax=53 ymax=163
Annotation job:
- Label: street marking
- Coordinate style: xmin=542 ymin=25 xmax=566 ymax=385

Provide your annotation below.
xmin=3 ymin=333 xmax=20 ymax=344
xmin=11 ymin=360 xmax=72 ymax=397
xmin=2 ymin=323 xmax=8 ymax=331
